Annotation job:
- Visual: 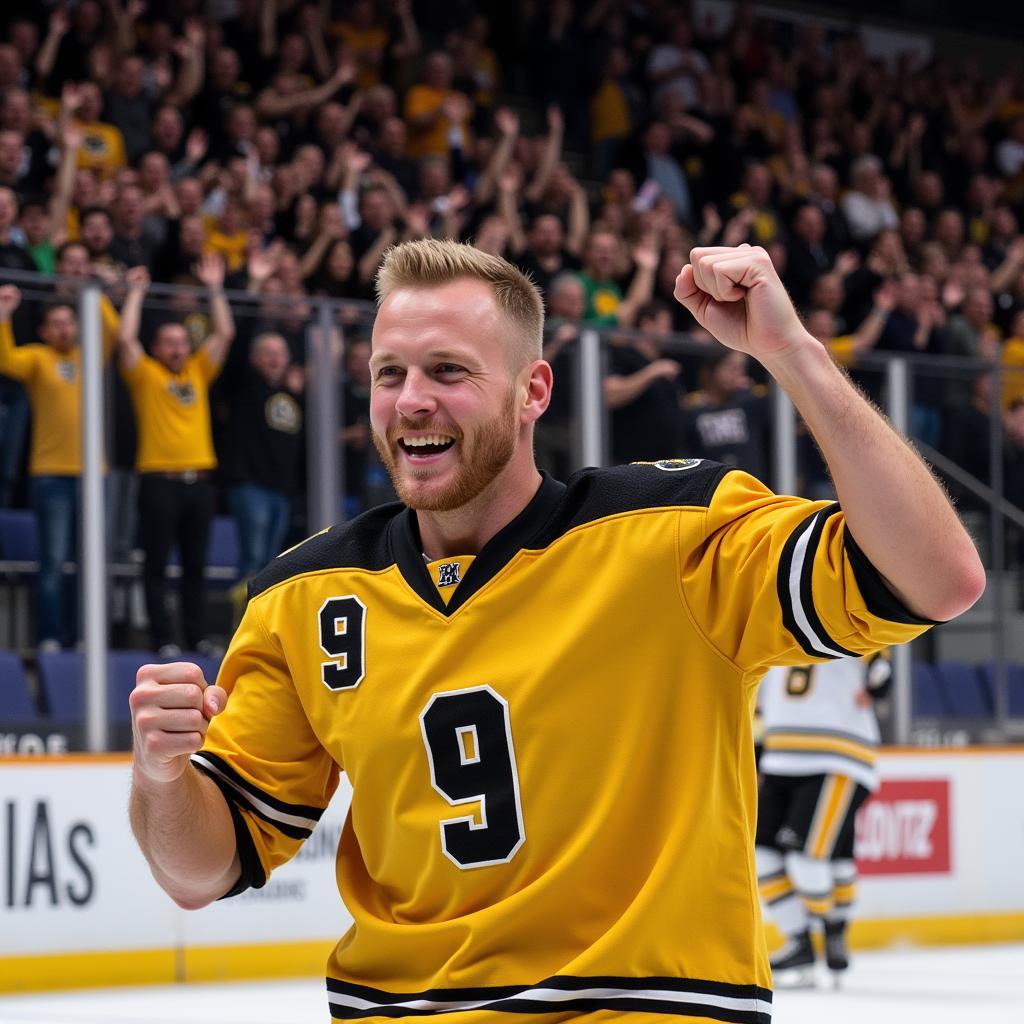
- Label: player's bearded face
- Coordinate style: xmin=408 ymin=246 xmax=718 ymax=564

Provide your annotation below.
xmin=373 ymin=385 xmax=519 ymax=512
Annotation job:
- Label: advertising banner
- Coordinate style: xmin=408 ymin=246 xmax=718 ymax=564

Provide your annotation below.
xmin=856 ymin=778 xmax=952 ymax=876
xmin=3 ymin=748 xmax=1024 ymax=990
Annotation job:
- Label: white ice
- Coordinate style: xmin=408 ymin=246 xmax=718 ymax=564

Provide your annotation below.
xmin=0 ymin=943 xmax=1022 ymax=1024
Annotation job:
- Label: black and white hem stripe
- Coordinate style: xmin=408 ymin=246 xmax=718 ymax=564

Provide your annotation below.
xmin=191 ymin=751 xmax=325 ymax=840
xmin=777 ymin=504 xmax=859 ymax=660
xmin=326 ymin=976 xmax=772 ymax=1023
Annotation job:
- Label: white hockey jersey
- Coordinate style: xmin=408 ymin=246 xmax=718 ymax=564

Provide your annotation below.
xmin=757 ymin=655 xmax=889 ymax=791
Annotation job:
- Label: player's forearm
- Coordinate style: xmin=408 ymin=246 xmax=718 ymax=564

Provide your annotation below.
xmin=130 ymin=765 xmax=241 ymax=909
xmin=764 ymin=336 xmax=985 ymax=622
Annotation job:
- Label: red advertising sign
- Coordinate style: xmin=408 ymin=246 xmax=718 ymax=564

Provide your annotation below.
xmin=854 ymin=779 xmax=951 ymax=875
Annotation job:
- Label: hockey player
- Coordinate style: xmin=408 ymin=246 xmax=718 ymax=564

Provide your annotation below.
xmin=756 ymin=651 xmax=892 ymax=987
xmin=129 ymin=242 xmax=982 ymax=1023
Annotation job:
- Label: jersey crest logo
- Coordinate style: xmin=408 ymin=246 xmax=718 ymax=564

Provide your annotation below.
xmin=168 ymin=380 xmax=196 ymax=405
xmin=266 ymin=392 xmax=302 ymax=434
xmin=632 ymin=458 xmax=702 ymax=472
xmin=436 ymin=562 xmax=462 ymax=587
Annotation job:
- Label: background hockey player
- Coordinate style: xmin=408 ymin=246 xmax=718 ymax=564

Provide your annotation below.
xmin=756 ymin=651 xmax=893 ymax=985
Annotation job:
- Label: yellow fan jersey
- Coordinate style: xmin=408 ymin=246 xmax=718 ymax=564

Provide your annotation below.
xmin=0 ymin=300 xmax=119 ymax=476
xmin=193 ymin=460 xmax=932 ymax=1024
xmin=121 ymin=348 xmax=220 ymax=472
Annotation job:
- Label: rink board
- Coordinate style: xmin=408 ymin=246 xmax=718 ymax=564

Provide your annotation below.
xmin=1 ymin=749 xmax=1023 ymax=992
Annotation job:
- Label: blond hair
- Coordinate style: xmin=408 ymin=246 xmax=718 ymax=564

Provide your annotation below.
xmin=375 ymin=238 xmax=544 ymax=367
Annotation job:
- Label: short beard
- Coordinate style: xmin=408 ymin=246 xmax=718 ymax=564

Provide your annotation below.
xmin=373 ymin=389 xmax=519 ymax=512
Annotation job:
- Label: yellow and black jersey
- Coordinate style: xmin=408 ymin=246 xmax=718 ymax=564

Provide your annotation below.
xmin=0 ymin=300 xmax=118 ymax=476
xmin=121 ymin=348 xmax=220 ymax=473
xmin=193 ymin=460 xmax=932 ymax=1024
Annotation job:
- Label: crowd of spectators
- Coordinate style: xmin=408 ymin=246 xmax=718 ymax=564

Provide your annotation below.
xmin=1 ymin=0 xmax=1024 ymax=651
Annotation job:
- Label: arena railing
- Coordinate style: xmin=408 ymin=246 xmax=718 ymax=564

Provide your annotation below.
xmin=0 ymin=270 xmax=1018 ymax=748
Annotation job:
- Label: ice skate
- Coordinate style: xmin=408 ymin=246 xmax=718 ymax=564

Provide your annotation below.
xmin=770 ymin=928 xmax=816 ymax=988
xmin=824 ymin=919 xmax=849 ymax=986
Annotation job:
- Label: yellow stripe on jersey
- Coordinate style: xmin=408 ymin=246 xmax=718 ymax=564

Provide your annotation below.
xmin=808 ymin=775 xmax=856 ymax=858
xmin=759 ymin=874 xmax=795 ymax=904
xmin=803 ymin=894 xmax=834 ymax=916
xmin=834 ymin=881 xmax=857 ymax=906
xmin=763 ymin=731 xmax=877 ymax=768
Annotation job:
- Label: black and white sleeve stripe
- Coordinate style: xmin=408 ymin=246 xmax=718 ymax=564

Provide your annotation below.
xmin=844 ymin=527 xmax=937 ymax=626
xmin=326 ymin=975 xmax=772 ymax=1023
xmin=190 ymin=751 xmax=326 ymax=841
xmin=776 ymin=504 xmax=860 ymax=660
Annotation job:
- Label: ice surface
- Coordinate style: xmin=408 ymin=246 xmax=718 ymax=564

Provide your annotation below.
xmin=0 ymin=944 xmax=1022 ymax=1024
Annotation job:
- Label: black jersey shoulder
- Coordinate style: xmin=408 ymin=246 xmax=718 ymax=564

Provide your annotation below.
xmin=532 ymin=459 xmax=731 ymax=548
xmin=247 ymin=501 xmax=405 ymax=599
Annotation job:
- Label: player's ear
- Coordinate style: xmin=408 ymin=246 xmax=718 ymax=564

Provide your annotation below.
xmin=521 ymin=359 xmax=553 ymax=424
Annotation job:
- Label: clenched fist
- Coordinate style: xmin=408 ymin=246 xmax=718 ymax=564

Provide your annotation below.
xmin=129 ymin=662 xmax=227 ymax=783
xmin=673 ymin=245 xmax=810 ymax=364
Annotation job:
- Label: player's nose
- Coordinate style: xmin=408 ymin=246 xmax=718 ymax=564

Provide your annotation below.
xmin=394 ymin=368 xmax=438 ymax=420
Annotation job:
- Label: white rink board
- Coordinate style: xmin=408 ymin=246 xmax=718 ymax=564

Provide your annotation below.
xmin=855 ymin=750 xmax=1024 ymax=919
xmin=0 ymin=760 xmax=351 ymax=957
xmin=1 ymin=750 xmax=1022 ymax=963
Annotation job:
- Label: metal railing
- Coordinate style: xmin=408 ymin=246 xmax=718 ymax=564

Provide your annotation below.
xmin=0 ymin=269 xmax=1019 ymax=747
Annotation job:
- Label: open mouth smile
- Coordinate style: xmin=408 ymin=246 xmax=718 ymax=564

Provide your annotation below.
xmin=397 ymin=434 xmax=457 ymax=462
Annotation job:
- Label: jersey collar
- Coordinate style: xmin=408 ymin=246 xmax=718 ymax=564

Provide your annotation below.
xmin=390 ymin=472 xmax=566 ymax=616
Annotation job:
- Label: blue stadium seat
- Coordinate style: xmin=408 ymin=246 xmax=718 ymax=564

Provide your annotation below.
xmin=0 ymin=651 xmax=36 ymax=720
xmin=0 ymin=509 xmax=38 ymax=562
xmin=911 ymin=661 xmax=947 ymax=716
xmin=186 ymin=652 xmax=223 ymax=686
xmin=109 ymin=649 xmax=155 ymax=723
xmin=167 ymin=515 xmax=240 ymax=585
xmin=207 ymin=516 xmax=240 ymax=571
xmin=1010 ymin=665 xmax=1024 ymax=717
xmin=40 ymin=649 xmax=222 ymax=730
xmin=978 ymin=663 xmax=1024 ymax=718
xmin=935 ymin=661 xmax=992 ymax=717
xmin=37 ymin=651 xmax=85 ymax=721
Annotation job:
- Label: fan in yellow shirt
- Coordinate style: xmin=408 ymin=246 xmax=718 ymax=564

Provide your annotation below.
xmin=0 ymin=284 xmax=119 ymax=649
xmin=72 ymin=83 xmax=127 ymax=179
xmin=404 ymin=52 xmax=471 ymax=159
xmin=117 ymin=256 xmax=235 ymax=655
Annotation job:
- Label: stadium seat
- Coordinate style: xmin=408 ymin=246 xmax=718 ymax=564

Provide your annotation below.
xmin=40 ymin=649 xmax=222 ymax=734
xmin=109 ymin=649 xmax=155 ymax=723
xmin=207 ymin=516 xmax=240 ymax=572
xmin=1010 ymin=665 xmax=1024 ymax=717
xmin=934 ymin=662 xmax=992 ymax=717
xmin=175 ymin=650 xmax=223 ymax=687
xmin=0 ymin=651 xmax=37 ymax=721
xmin=0 ymin=509 xmax=38 ymax=563
xmin=911 ymin=661 xmax=947 ymax=716
xmin=978 ymin=663 xmax=1024 ymax=718
xmin=167 ymin=515 xmax=240 ymax=584
xmin=36 ymin=651 xmax=85 ymax=721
